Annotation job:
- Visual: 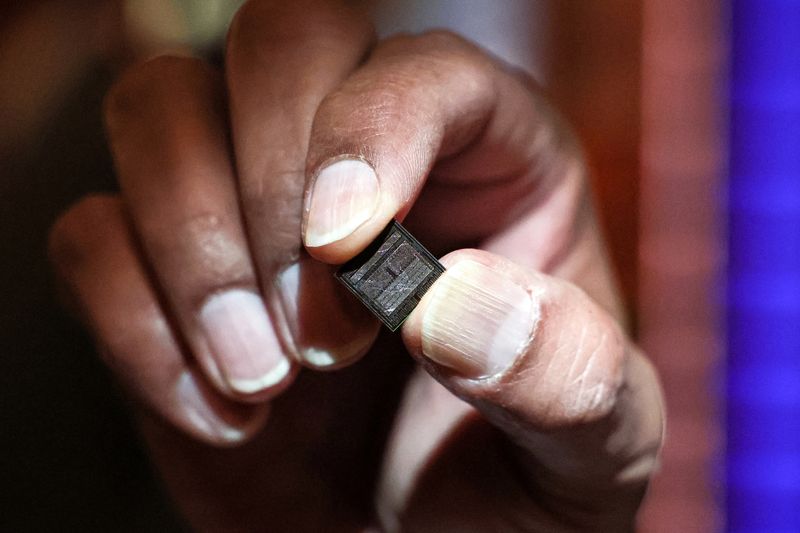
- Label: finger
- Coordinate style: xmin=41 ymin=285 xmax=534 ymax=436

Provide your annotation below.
xmin=48 ymin=195 xmax=268 ymax=446
xmin=303 ymin=30 xmax=624 ymax=319
xmin=104 ymin=56 xmax=295 ymax=400
xmin=225 ymin=0 xmax=379 ymax=369
xmin=301 ymin=32 xmax=561 ymax=259
xmin=401 ymin=249 xmax=664 ymax=516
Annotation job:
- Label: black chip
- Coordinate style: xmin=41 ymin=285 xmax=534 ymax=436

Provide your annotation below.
xmin=336 ymin=220 xmax=445 ymax=331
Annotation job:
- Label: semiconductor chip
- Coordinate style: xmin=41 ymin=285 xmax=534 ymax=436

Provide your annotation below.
xmin=335 ymin=220 xmax=445 ymax=331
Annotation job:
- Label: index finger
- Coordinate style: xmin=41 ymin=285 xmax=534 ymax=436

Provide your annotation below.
xmin=300 ymin=32 xmax=558 ymax=253
xmin=302 ymin=30 xmax=622 ymax=318
xmin=226 ymin=0 xmax=380 ymax=369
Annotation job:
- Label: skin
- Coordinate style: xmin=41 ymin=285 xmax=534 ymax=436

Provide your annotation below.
xmin=48 ymin=1 xmax=665 ymax=531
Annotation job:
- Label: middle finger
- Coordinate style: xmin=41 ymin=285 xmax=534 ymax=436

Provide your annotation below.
xmin=104 ymin=56 xmax=293 ymax=401
xmin=225 ymin=0 xmax=379 ymax=370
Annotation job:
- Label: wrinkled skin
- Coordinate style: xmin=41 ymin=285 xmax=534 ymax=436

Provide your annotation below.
xmin=48 ymin=1 xmax=664 ymax=531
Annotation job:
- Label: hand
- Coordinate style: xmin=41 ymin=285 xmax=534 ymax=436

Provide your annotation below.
xmin=48 ymin=1 xmax=664 ymax=530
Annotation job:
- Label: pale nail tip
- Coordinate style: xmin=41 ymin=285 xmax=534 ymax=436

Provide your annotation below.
xmin=300 ymin=348 xmax=337 ymax=368
xmin=304 ymin=211 xmax=372 ymax=248
xmin=184 ymin=406 xmax=213 ymax=435
xmin=184 ymin=405 xmax=243 ymax=444
xmin=187 ymin=408 xmax=239 ymax=438
xmin=216 ymin=426 xmax=247 ymax=443
xmin=228 ymin=357 xmax=291 ymax=394
xmin=299 ymin=332 xmax=374 ymax=368
xmin=178 ymin=373 xmax=251 ymax=444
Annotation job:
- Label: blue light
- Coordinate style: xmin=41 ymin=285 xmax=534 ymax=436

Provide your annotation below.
xmin=727 ymin=0 xmax=800 ymax=531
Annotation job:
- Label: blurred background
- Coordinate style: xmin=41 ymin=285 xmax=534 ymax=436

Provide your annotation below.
xmin=0 ymin=0 xmax=795 ymax=531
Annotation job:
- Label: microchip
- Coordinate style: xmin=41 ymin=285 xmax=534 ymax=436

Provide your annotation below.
xmin=336 ymin=220 xmax=445 ymax=331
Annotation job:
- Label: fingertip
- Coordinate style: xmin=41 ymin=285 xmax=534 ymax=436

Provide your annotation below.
xmin=216 ymin=362 xmax=299 ymax=405
xmin=196 ymin=289 xmax=299 ymax=402
xmin=173 ymin=370 xmax=270 ymax=447
xmin=416 ymin=249 xmax=628 ymax=430
xmin=303 ymin=210 xmax=396 ymax=264
xmin=296 ymin=329 xmax=377 ymax=370
xmin=302 ymin=158 xmax=380 ymax=248
xmin=403 ymin=251 xmax=538 ymax=380
xmin=272 ymin=257 xmax=381 ymax=370
xmin=301 ymin=157 xmax=401 ymax=264
xmin=226 ymin=357 xmax=293 ymax=395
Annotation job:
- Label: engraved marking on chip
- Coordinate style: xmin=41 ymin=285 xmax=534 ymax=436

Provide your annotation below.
xmin=347 ymin=231 xmax=401 ymax=283
xmin=335 ymin=220 xmax=445 ymax=331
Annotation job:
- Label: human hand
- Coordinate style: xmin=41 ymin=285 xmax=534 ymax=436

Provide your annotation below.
xmin=48 ymin=1 xmax=664 ymax=530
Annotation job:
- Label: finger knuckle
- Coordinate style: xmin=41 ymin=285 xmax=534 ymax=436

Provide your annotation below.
xmin=227 ymin=0 xmax=372 ymax=57
xmin=96 ymin=310 xmax=180 ymax=390
xmin=309 ymin=88 xmax=414 ymax=179
xmin=146 ymin=209 xmax=225 ymax=258
xmin=497 ymin=286 xmax=627 ymax=432
xmin=104 ymin=55 xmax=211 ymax=126
xmin=416 ymin=28 xmax=473 ymax=53
xmin=48 ymin=194 xmax=120 ymax=270
xmin=229 ymin=0 xmax=309 ymax=46
xmin=145 ymin=209 xmax=256 ymax=296
xmin=227 ymin=0 xmax=273 ymax=51
xmin=416 ymin=30 xmax=492 ymax=70
xmin=320 ymin=81 xmax=408 ymax=133
xmin=378 ymin=30 xmax=496 ymax=105
xmin=572 ymin=324 xmax=626 ymax=422
xmin=545 ymin=305 xmax=626 ymax=428
xmin=239 ymin=168 xmax=305 ymax=245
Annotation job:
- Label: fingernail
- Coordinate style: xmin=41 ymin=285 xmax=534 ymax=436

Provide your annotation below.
xmin=276 ymin=260 xmax=375 ymax=368
xmin=421 ymin=260 xmax=534 ymax=378
xmin=176 ymin=371 xmax=250 ymax=444
xmin=200 ymin=290 xmax=291 ymax=394
xmin=304 ymin=158 xmax=380 ymax=247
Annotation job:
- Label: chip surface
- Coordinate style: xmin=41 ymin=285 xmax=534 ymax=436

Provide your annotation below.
xmin=335 ymin=220 xmax=445 ymax=331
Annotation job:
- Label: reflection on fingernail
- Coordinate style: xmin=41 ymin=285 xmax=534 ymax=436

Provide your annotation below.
xmin=176 ymin=371 xmax=248 ymax=444
xmin=200 ymin=289 xmax=291 ymax=394
xmin=275 ymin=261 xmax=301 ymax=343
xmin=303 ymin=158 xmax=380 ymax=247
xmin=298 ymin=338 xmax=372 ymax=369
xmin=300 ymin=347 xmax=337 ymax=367
xmin=421 ymin=260 xmax=535 ymax=378
xmin=276 ymin=260 xmax=377 ymax=369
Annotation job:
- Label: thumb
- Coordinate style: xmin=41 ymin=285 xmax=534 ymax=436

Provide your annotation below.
xmin=401 ymin=249 xmax=664 ymax=511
